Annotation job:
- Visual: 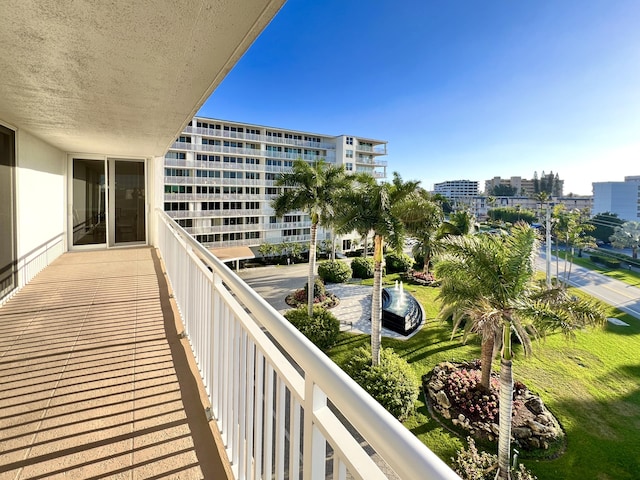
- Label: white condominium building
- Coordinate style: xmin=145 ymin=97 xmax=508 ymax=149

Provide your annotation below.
xmin=164 ymin=117 xmax=387 ymax=256
xmin=433 ymin=179 xmax=479 ymax=199
xmin=592 ymin=176 xmax=640 ymax=221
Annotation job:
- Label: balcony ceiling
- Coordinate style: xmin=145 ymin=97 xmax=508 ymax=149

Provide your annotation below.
xmin=0 ymin=0 xmax=284 ymax=157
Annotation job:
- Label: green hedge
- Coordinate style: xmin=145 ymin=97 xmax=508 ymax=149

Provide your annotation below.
xmin=317 ymin=260 xmax=352 ymax=283
xmin=384 ymin=252 xmax=414 ymax=274
xmin=284 ymin=307 xmax=340 ymax=351
xmin=343 ymin=346 xmax=419 ymax=421
xmin=590 ymin=254 xmax=622 ymax=269
xmin=351 ymin=257 xmax=375 ymax=279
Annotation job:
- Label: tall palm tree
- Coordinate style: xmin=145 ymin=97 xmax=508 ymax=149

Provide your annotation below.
xmin=435 ymin=224 xmax=605 ymax=480
xmin=272 ymin=159 xmax=350 ymax=316
xmin=336 ymin=172 xmax=420 ymax=365
xmin=405 ymin=189 xmax=445 ymax=274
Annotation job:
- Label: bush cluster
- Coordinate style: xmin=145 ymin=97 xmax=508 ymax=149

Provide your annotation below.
xmin=351 ymin=257 xmax=375 ymax=279
xmin=284 ymin=307 xmax=340 ymax=351
xmin=453 ymin=437 xmax=537 ymax=480
xmin=384 ymin=252 xmax=414 ymax=273
xmin=317 ymin=260 xmax=352 ymax=283
xmin=590 ymin=254 xmax=622 ymax=269
xmin=343 ymin=346 xmax=419 ymax=421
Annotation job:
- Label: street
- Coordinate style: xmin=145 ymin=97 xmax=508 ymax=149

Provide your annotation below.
xmin=536 ymin=252 xmax=640 ymax=320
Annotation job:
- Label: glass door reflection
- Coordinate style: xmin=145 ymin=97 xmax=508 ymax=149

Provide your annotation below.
xmin=112 ymin=160 xmax=146 ymax=245
xmin=72 ymin=159 xmax=106 ymax=246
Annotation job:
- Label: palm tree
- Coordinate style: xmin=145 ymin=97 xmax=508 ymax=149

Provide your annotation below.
xmin=336 ymin=172 xmax=420 ymax=365
xmin=272 ymin=159 xmax=350 ymax=316
xmin=439 ymin=208 xmax=476 ymax=238
xmin=610 ymin=221 xmax=640 ymax=259
xmin=405 ymin=189 xmax=445 ymax=274
xmin=435 ymin=224 xmax=606 ymax=479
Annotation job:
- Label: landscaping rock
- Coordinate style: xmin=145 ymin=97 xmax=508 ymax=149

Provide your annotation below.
xmin=425 ymin=361 xmax=565 ymax=453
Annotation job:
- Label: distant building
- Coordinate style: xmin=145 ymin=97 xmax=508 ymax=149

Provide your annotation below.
xmin=592 ymin=176 xmax=640 ymax=221
xmin=164 ymin=116 xmax=388 ymax=257
xmin=485 ymin=174 xmax=564 ymax=197
xmin=433 ymin=179 xmax=479 ymax=201
xmin=469 ymin=195 xmax=592 ymax=221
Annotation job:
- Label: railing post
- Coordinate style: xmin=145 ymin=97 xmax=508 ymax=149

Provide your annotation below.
xmin=303 ymin=379 xmax=327 ymax=480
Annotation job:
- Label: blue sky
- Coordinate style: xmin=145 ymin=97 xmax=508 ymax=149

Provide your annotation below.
xmin=199 ymin=0 xmax=640 ymax=196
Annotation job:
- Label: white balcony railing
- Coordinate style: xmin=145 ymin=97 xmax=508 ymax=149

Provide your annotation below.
xmin=156 ymin=209 xmax=460 ymax=480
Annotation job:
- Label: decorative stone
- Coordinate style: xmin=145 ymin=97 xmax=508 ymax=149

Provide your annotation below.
xmin=431 ymin=380 xmax=445 ymax=392
xmin=527 ymin=419 xmax=549 ymax=435
xmin=425 ymin=361 xmax=565 ymax=454
xmin=525 ymin=397 xmax=545 ymax=415
xmin=435 ymin=390 xmax=451 ymax=409
xmin=513 ymin=427 xmax=533 ymax=439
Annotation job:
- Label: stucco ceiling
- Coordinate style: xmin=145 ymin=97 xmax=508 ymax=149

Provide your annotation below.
xmin=0 ymin=0 xmax=285 ymax=157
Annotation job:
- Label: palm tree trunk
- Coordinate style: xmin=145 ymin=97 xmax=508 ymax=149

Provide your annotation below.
xmin=497 ymin=324 xmax=513 ymax=480
xmin=331 ymin=227 xmax=336 ymax=261
xmin=308 ymin=222 xmax=318 ymax=317
xmin=371 ymin=234 xmax=383 ymax=366
xmin=480 ymin=334 xmax=495 ymax=391
xmin=423 ymin=252 xmax=431 ymax=274
xmin=363 ymin=233 xmax=368 ymax=257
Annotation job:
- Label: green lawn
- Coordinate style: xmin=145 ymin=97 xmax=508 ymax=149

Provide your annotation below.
xmin=327 ymin=273 xmax=640 ymax=480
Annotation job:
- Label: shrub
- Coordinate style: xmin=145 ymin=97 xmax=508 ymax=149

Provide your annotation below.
xmin=351 ymin=257 xmax=375 ymax=279
xmin=453 ymin=437 xmax=538 ymax=480
xmin=590 ymin=254 xmax=604 ymax=264
xmin=604 ymin=258 xmax=621 ymax=269
xmin=385 ymin=251 xmax=414 ymax=273
xmin=284 ymin=306 xmax=340 ymax=351
xmin=343 ymin=346 xmax=419 ymax=421
xmin=304 ymin=278 xmax=326 ymax=298
xmin=318 ymin=260 xmax=352 ymax=283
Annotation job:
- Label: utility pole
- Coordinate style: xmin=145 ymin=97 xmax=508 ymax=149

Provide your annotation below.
xmin=546 ymin=205 xmax=552 ymax=288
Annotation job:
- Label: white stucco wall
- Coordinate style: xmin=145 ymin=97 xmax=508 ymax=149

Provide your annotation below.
xmin=16 ymin=129 xmax=66 ymax=258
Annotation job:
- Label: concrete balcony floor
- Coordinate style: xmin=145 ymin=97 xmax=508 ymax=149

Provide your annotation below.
xmin=0 ymin=248 xmax=230 ymax=480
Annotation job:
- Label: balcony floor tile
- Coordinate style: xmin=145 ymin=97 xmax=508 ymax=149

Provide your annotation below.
xmin=0 ymin=247 xmax=230 ymax=480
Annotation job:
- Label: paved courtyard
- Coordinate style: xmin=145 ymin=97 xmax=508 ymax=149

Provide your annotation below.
xmin=237 ymin=263 xmax=422 ymax=340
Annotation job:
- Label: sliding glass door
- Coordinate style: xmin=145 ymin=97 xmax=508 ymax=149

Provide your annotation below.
xmin=72 ymin=159 xmax=107 ymax=246
xmin=110 ymin=160 xmax=146 ymax=245
xmin=0 ymin=125 xmax=17 ymax=299
xmin=71 ymin=158 xmax=146 ymax=248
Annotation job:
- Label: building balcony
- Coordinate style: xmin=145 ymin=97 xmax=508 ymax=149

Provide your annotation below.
xmin=183 ymin=125 xmax=336 ymax=150
xmin=0 ymin=211 xmax=459 ymax=480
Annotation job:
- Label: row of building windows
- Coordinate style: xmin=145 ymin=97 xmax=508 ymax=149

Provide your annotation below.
xmin=165 ymin=185 xmax=263 ymax=195
xmin=211 ymin=217 xmax=260 ymax=226
xmin=193 ymin=122 xmax=260 ymax=136
xmin=175 ymin=217 xmax=261 ymax=228
xmin=200 ymin=201 xmax=261 ymax=211
xmin=196 ymin=232 xmax=261 ymax=243
xmin=195 ymin=154 xmax=261 ymax=165
xmin=165 ymin=169 xmax=263 ymax=180
xmin=165 ymin=185 xmax=193 ymax=194
xmin=269 ymin=215 xmax=306 ymax=224
xmin=282 ymin=228 xmax=310 ymax=236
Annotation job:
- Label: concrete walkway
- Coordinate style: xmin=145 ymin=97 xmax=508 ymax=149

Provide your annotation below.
xmin=238 ymin=263 xmax=423 ymax=340
xmin=0 ymin=248 xmax=229 ymax=480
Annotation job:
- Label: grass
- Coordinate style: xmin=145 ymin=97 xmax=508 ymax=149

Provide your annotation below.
xmin=327 ymin=272 xmax=640 ymax=480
